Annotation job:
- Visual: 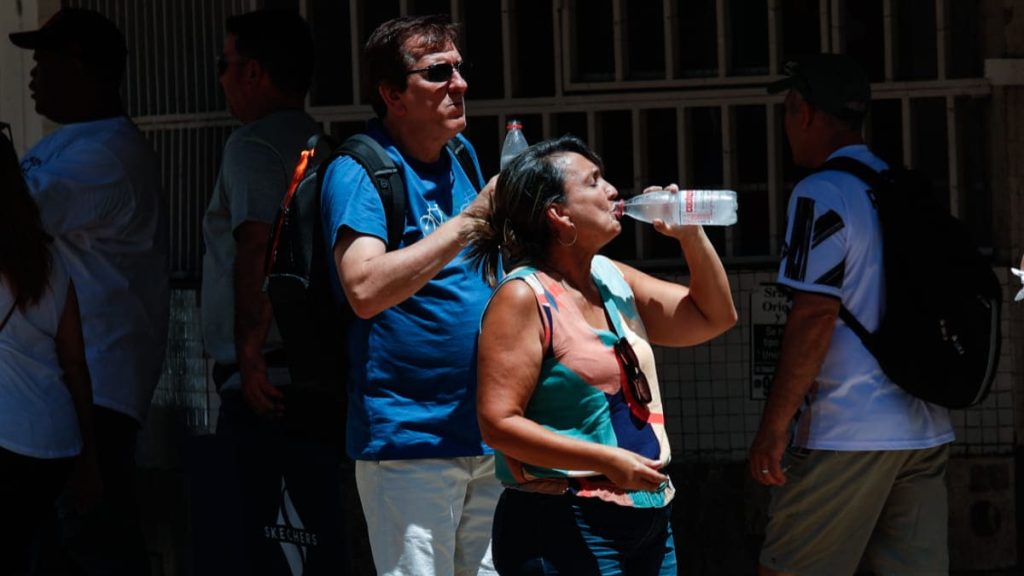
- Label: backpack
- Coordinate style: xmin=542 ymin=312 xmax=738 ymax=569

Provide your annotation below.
xmin=815 ymin=156 xmax=1001 ymax=409
xmin=262 ymin=132 xmax=482 ymax=441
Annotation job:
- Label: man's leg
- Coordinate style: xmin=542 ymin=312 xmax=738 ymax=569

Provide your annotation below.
xmin=759 ymin=448 xmax=895 ymax=576
xmin=61 ymin=406 xmax=150 ymax=576
xmin=356 ymin=458 xmax=477 ymax=576
xmin=454 ymin=455 xmax=501 ymax=576
xmin=863 ymin=444 xmax=950 ymax=575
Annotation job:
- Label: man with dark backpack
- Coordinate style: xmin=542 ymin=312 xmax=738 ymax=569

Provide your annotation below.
xmin=749 ymin=54 xmax=955 ymax=575
xmin=318 ymin=15 xmax=500 ymax=576
xmin=202 ymin=9 xmax=320 ymax=427
xmin=199 ymin=10 xmax=349 ymax=575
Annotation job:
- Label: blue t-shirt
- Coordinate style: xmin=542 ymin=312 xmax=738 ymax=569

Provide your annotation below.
xmin=321 ymin=121 xmax=493 ymax=460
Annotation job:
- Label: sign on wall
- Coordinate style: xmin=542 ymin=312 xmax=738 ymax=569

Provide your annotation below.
xmin=750 ymin=284 xmax=791 ymax=400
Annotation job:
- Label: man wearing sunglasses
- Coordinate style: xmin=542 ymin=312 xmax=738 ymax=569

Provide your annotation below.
xmin=202 ymin=10 xmax=319 ymax=434
xmin=200 ymin=9 xmax=349 ymax=571
xmin=8 ymin=8 xmax=168 ymax=575
xmin=321 ymin=14 xmax=499 ymax=576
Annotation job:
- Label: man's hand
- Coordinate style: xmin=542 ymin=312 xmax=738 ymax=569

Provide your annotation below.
xmin=749 ymin=426 xmax=790 ymax=486
xmin=463 ymin=174 xmax=497 ymax=221
xmin=69 ymin=449 xmax=103 ymax=514
xmin=241 ymin=368 xmax=284 ymax=418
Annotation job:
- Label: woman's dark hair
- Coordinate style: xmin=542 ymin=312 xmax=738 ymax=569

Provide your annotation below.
xmin=466 ymin=134 xmax=603 ymax=286
xmin=362 ymin=15 xmax=460 ymax=118
xmin=227 ymin=9 xmax=315 ymax=97
xmin=0 ymin=129 xmax=52 ymax=310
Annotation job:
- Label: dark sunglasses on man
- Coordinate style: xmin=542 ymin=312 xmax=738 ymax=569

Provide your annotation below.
xmin=614 ymin=337 xmax=652 ymax=405
xmin=216 ymin=55 xmax=249 ymax=77
xmin=405 ymin=61 xmax=468 ymax=83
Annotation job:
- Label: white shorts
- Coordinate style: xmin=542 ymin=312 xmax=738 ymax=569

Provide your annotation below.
xmin=355 ymin=455 xmax=501 ymax=576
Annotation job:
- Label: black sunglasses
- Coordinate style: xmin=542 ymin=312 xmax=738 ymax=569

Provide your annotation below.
xmin=614 ymin=337 xmax=652 ymax=405
xmin=405 ymin=61 xmax=468 ymax=83
xmin=217 ymin=55 xmax=249 ymax=77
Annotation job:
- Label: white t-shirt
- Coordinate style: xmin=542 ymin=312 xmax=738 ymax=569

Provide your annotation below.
xmin=22 ymin=116 xmax=170 ymax=424
xmin=0 ymin=248 xmax=81 ymax=459
xmin=777 ymin=144 xmax=954 ymax=450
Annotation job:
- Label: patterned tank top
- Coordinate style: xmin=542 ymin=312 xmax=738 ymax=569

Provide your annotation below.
xmin=492 ymin=255 xmax=674 ymax=509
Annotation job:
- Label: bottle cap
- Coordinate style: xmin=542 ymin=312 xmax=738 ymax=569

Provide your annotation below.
xmin=506 ymin=120 xmax=523 ymax=130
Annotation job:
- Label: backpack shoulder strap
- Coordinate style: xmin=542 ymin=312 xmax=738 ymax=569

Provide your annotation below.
xmin=815 ymin=156 xmax=886 ymax=188
xmin=812 ymin=156 xmax=885 ymax=352
xmin=335 ymin=134 xmax=406 ymax=251
xmin=446 ymin=137 xmax=484 ymax=189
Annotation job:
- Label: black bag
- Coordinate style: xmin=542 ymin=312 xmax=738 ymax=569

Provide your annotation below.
xmin=816 ymin=157 xmax=1001 ymax=408
xmin=187 ymin=433 xmax=348 ymax=576
xmin=263 ymin=133 xmax=482 ymax=436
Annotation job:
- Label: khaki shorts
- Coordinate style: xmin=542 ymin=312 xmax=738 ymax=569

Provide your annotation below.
xmin=760 ymin=444 xmax=949 ymax=576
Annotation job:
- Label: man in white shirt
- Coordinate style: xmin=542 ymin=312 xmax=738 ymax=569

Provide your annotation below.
xmin=749 ymin=54 xmax=953 ymax=576
xmin=10 ymin=8 xmax=168 ymax=575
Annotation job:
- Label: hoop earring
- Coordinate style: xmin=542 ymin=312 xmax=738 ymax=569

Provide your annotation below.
xmin=557 ymin=223 xmax=578 ymax=247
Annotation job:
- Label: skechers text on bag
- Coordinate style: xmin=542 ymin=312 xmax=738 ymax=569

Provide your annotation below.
xmin=816 ymin=157 xmax=1001 ymax=408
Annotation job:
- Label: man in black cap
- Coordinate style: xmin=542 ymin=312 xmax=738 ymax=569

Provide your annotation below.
xmin=10 ymin=7 xmax=168 ymax=576
xmin=748 ymin=53 xmax=952 ymax=575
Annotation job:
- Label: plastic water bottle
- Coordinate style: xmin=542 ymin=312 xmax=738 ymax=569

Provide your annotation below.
xmin=500 ymin=119 xmax=528 ymax=170
xmin=617 ymin=189 xmax=738 ymax=226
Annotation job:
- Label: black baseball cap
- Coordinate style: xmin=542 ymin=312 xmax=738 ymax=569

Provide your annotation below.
xmin=9 ymin=8 xmax=126 ymax=82
xmin=767 ymin=54 xmax=871 ymax=120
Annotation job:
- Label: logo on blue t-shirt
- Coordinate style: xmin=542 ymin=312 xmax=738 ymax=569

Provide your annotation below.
xmin=419 ymin=202 xmax=447 ymax=235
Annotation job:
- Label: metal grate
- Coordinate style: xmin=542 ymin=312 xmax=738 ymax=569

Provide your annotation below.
xmin=66 ymin=0 xmax=253 ymax=117
xmin=144 ymin=124 xmax=237 ymax=280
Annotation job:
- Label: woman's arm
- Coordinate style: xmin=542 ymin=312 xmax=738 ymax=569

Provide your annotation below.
xmin=617 ymin=223 xmax=737 ymax=347
xmin=477 ymin=280 xmax=667 ymax=491
xmin=55 ymin=282 xmax=101 ymax=511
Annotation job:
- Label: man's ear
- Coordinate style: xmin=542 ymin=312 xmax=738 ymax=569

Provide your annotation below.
xmin=799 ymin=99 xmax=817 ymax=130
xmin=243 ymin=57 xmax=260 ymax=78
xmin=243 ymin=58 xmax=265 ymax=87
xmin=379 ymin=81 xmax=406 ymax=117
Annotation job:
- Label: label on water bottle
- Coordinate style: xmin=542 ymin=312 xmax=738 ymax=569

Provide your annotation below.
xmin=683 ymin=190 xmax=713 ymax=222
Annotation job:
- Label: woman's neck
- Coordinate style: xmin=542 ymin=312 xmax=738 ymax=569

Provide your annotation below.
xmin=539 ymin=257 xmax=599 ymax=304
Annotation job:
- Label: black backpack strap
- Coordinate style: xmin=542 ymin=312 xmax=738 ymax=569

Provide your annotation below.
xmin=813 ymin=156 xmax=887 ymax=354
xmin=446 ymin=137 xmax=485 ymax=189
xmin=837 ymin=306 xmax=876 ymax=354
xmin=336 ymin=134 xmax=406 ymax=251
